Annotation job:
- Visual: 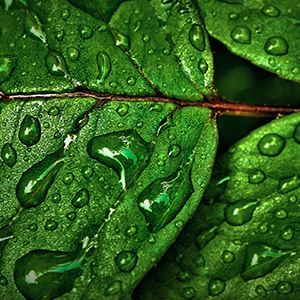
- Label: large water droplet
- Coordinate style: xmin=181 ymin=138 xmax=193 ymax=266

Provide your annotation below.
xmin=208 ymin=279 xmax=225 ymax=296
xmin=189 ymin=24 xmax=205 ymax=51
xmin=116 ymin=103 xmax=129 ymax=116
xmin=104 ymin=280 xmax=122 ymax=296
xmin=231 ymin=26 xmax=251 ymax=44
xmin=257 ymin=133 xmax=285 ymax=156
xmin=71 ymin=189 xmax=89 ymax=208
xmin=19 ymin=115 xmax=41 ymax=146
xmin=97 ymin=51 xmax=111 ymax=84
xmin=264 ymin=37 xmax=288 ymax=56
xmin=255 ymin=285 xmax=267 ymax=297
xmin=115 ymin=251 xmax=137 ymax=272
xmin=0 ymin=55 xmax=17 ymax=85
xmin=198 ymin=58 xmax=208 ymax=74
xmin=168 ymin=144 xmax=181 ymax=158
xmin=87 ymin=129 xmax=151 ymax=189
xmin=138 ymin=163 xmax=194 ymax=233
xmin=16 ymin=148 xmax=64 ymax=208
xmin=261 ymin=5 xmax=280 ymax=17
xmin=14 ymin=246 xmax=87 ymax=300
xmin=183 ymin=286 xmax=196 ymax=299
xmin=248 ymin=170 xmax=266 ymax=184
xmin=45 ymin=51 xmax=68 ymax=76
xmin=276 ymin=281 xmax=293 ymax=294
xmin=241 ymin=243 xmax=287 ymax=281
xmin=67 ymin=47 xmax=80 ymax=61
xmin=78 ymin=24 xmax=93 ymax=39
xmin=1 ymin=142 xmax=17 ymax=167
xmin=225 ymin=200 xmax=257 ymax=226
xmin=45 ymin=219 xmax=58 ymax=231
xmin=25 ymin=10 xmax=46 ymax=43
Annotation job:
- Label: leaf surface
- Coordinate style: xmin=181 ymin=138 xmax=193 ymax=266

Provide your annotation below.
xmin=133 ymin=112 xmax=300 ymax=299
xmin=196 ymin=0 xmax=300 ymax=83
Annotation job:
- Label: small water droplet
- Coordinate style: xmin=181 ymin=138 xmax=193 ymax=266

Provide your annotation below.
xmin=148 ymin=235 xmax=156 ymax=244
xmin=255 ymin=26 xmax=263 ymax=34
xmin=114 ymin=28 xmax=130 ymax=50
xmin=274 ymin=208 xmax=288 ymax=219
xmin=150 ymin=103 xmax=163 ymax=112
xmin=126 ymin=76 xmax=136 ymax=86
xmin=0 ymin=276 xmax=8 ymax=286
xmin=248 ymin=170 xmax=266 ymax=184
xmin=136 ymin=121 xmax=143 ymax=128
xmin=147 ymin=49 xmax=154 ymax=55
xmin=1 ymin=143 xmax=17 ymax=167
xmin=55 ymin=29 xmax=64 ymax=41
xmin=67 ymin=47 xmax=80 ymax=61
xmin=281 ymin=228 xmax=294 ymax=241
xmin=162 ymin=48 xmax=171 ymax=55
xmin=54 ymin=131 xmax=61 ymax=139
xmin=198 ymin=58 xmax=208 ymax=74
xmin=116 ymin=103 xmax=129 ymax=116
xmin=45 ymin=51 xmax=68 ymax=76
xmin=45 ymin=219 xmax=58 ymax=231
xmin=268 ymin=57 xmax=276 ymax=67
xmin=183 ymin=287 xmax=196 ymax=299
xmin=82 ymin=166 xmax=93 ymax=179
xmin=222 ymin=250 xmax=235 ymax=263
xmin=292 ymin=67 xmax=299 ymax=74
xmin=97 ymin=51 xmax=111 ymax=84
xmin=25 ymin=10 xmax=46 ymax=43
xmin=115 ymin=251 xmax=137 ymax=272
xmin=289 ymin=195 xmax=297 ymax=203
xmin=134 ymin=20 xmax=141 ymax=32
xmin=71 ymin=189 xmax=89 ymax=208
xmin=78 ymin=24 xmax=93 ymax=39
xmin=104 ymin=280 xmax=122 ymax=296
xmin=231 ymin=26 xmax=251 ymax=44
xmin=66 ymin=211 xmax=76 ymax=221
xmin=28 ymin=223 xmax=38 ymax=231
xmin=229 ymin=12 xmax=239 ymax=19
xmin=258 ymin=133 xmax=285 ymax=157
xmin=48 ymin=106 xmax=60 ymax=116
xmin=261 ymin=5 xmax=281 ymax=17
xmin=259 ymin=224 xmax=269 ymax=233
xmin=264 ymin=37 xmax=288 ymax=56
xmin=255 ymin=285 xmax=267 ymax=297
xmin=63 ymin=172 xmax=74 ymax=185
xmin=189 ymin=24 xmax=205 ymax=51
xmin=19 ymin=115 xmax=41 ymax=146
xmin=142 ymin=35 xmax=150 ymax=43
xmin=168 ymin=144 xmax=181 ymax=158
xmin=61 ymin=9 xmax=70 ymax=20
xmin=194 ymin=255 xmax=205 ymax=266
xmin=177 ymin=271 xmax=191 ymax=282
xmin=175 ymin=220 xmax=184 ymax=229
xmin=276 ymin=281 xmax=293 ymax=294
xmin=0 ymin=55 xmax=17 ymax=85
xmin=125 ymin=225 xmax=137 ymax=237
xmin=208 ymin=279 xmax=225 ymax=296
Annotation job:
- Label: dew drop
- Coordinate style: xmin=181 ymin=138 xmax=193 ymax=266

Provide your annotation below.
xmin=257 ymin=133 xmax=285 ymax=156
xmin=136 ymin=121 xmax=143 ymax=128
xmin=255 ymin=285 xmax=267 ymax=297
xmin=280 ymin=228 xmax=294 ymax=241
xmin=134 ymin=20 xmax=141 ymax=32
xmin=268 ymin=57 xmax=276 ymax=67
xmin=208 ymin=279 xmax=225 ymax=296
xmin=104 ymin=280 xmax=122 ymax=296
xmin=147 ymin=49 xmax=154 ymax=55
xmin=142 ymin=35 xmax=150 ymax=43
xmin=45 ymin=219 xmax=58 ymax=231
xmin=97 ymin=51 xmax=111 ymax=84
xmin=293 ymin=123 xmax=300 ymax=143
xmin=259 ymin=224 xmax=268 ymax=233
xmin=126 ymin=76 xmax=136 ymax=86
xmin=71 ymin=189 xmax=89 ymax=208
xmin=116 ymin=103 xmax=129 ymax=116
xmin=61 ymin=9 xmax=70 ymax=20
xmin=28 ymin=223 xmax=38 ymax=231
xmin=148 ymin=235 xmax=156 ymax=244
xmin=189 ymin=24 xmax=205 ymax=51
xmin=261 ymin=5 xmax=281 ymax=17
xmin=67 ymin=47 xmax=80 ymax=61
xmin=0 ymin=55 xmax=17 ymax=85
xmin=162 ymin=48 xmax=171 ymax=55
xmin=276 ymin=281 xmax=293 ymax=294
xmin=231 ymin=26 xmax=251 ymax=44
xmin=25 ymin=10 xmax=46 ymax=43
xmin=66 ymin=211 xmax=76 ymax=221
xmin=168 ymin=144 xmax=181 ymax=158
xmin=63 ymin=172 xmax=74 ymax=185
xmin=114 ymin=29 xmax=130 ymax=50
xmin=194 ymin=255 xmax=205 ymax=266
xmin=248 ymin=170 xmax=266 ymax=184
xmin=292 ymin=67 xmax=299 ymax=74
xmin=78 ymin=24 xmax=93 ymax=39
xmin=289 ymin=194 xmax=297 ymax=203
xmin=19 ymin=115 xmax=41 ymax=146
xmin=229 ymin=12 xmax=239 ymax=19
xmin=16 ymin=148 xmax=64 ymax=208
xmin=225 ymin=200 xmax=257 ymax=226
xmin=115 ymin=251 xmax=137 ymax=272
xmin=125 ymin=225 xmax=137 ymax=237
xmin=175 ymin=220 xmax=184 ymax=229
xmin=177 ymin=271 xmax=190 ymax=282
xmin=1 ymin=143 xmax=17 ymax=167
xmin=183 ymin=287 xmax=196 ymax=299
xmin=0 ymin=276 xmax=8 ymax=286
xmin=222 ymin=250 xmax=235 ymax=263
xmin=45 ymin=51 xmax=68 ymax=76
xmin=264 ymin=37 xmax=288 ymax=56
xmin=198 ymin=58 xmax=208 ymax=74
xmin=82 ymin=166 xmax=93 ymax=179
xmin=150 ymin=103 xmax=163 ymax=112
xmin=55 ymin=30 xmax=64 ymax=41
xmin=274 ymin=208 xmax=288 ymax=219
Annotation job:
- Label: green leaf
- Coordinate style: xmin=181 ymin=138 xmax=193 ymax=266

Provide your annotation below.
xmin=197 ymin=0 xmax=300 ymax=83
xmin=133 ymin=112 xmax=300 ymax=299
